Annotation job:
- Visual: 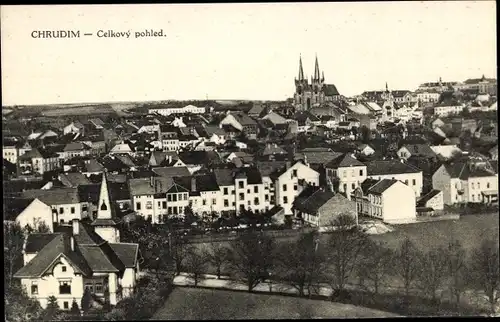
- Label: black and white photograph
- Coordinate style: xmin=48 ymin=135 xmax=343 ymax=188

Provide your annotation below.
xmin=1 ymin=2 xmax=498 ymax=320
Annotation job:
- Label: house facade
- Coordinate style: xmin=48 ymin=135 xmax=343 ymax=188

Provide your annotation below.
xmin=365 ymin=160 xmax=423 ymax=197
xmin=325 ymin=154 xmax=367 ymax=199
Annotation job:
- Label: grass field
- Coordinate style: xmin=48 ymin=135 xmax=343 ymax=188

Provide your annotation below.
xmin=152 ymin=287 xmax=399 ymax=319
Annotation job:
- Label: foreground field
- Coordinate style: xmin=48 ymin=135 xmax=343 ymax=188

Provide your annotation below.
xmin=152 ymin=287 xmax=399 ymax=319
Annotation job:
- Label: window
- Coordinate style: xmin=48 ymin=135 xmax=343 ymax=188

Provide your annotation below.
xmin=70 ymin=207 xmax=75 ymax=214
xmin=248 ymin=200 xmax=251 ymax=206
xmin=342 ymin=171 xmax=346 ymax=178
xmin=487 ymin=182 xmax=491 ymax=189
xmin=63 ymin=302 xmax=69 ymax=309
xmin=136 ymin=202 xmax=141 ymax=210
xmin=168 ymin=207 xmax=173 ymax=214
xmin=472 ymin=183 xmax=475 ymax=189
xmin=162 ymin=201 xmax=167 ymax=209
xmin=224 ymin=187 xmax=229 ymax=195
xmin=62 ymin=266 xmax=67 ymax=272
xmin=167 ymin=194 xmax=172 ymax=202
xmin=59 ymin=207 xmax=64 ymax=214
xmin=31 ymin=282 xmax=38 ymax=295
xmin=265 ymin=194 xmax=269 ymax=201
xmin=212 ymin=199 xmax=216 ymax=205
xmin=247 ymin=189 xmax=250 ymax=194
xmin=239 ymin=193 xmax=244 ymax=201
xmin=412 ymin=179 xmax=416 ymax=186
xmin=472 ymin=195 xmax=475 ymax=201
xmin=359 ymin=169 xmax=363 ymax=176
xmin=282 ymin=184 xmax=287 ymax=191
xmin=238 ymin=181 xmax=244 ymax=189
xmin=254 ymin=186 xmax=258 ymax=193
xmin=283 ymin=196 xmax=288 ymax=204
xmin=147 ymin=215 xmax=152 ymax=222
xmin=84 ymin=283 xmax=94 ymax=292
xmin=59 ymin=281 xmax=71 ymax=294
xmin=352 ymin=183 xmax=356 ymax=190
xmin=254 ymin=197 xmax=259 ymax=205
xmin=157 ymin=201 xmax=161 ymax=208
xmin=477 ymin=182 xmax=480 ymax=189
xmin=146 ymin=201 xmax=153 ymax=209
xmin=172 ymin=194 xmax=177 ymax=202
xmin=202 ymin=199 xmax=207 ymax=206
xmin=292 ymin=169 xmax=298 ymax=177
xmin=95 ymin=283 xmax=103 ymax=294
xmin=224 ymin=199 xmax=229 ymax=207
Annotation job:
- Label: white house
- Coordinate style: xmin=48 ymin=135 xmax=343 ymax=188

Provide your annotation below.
xmin=432 ymin=156 xmax=498 ymax=205
xmin=325 ymin=153 xmax=367 ymax=199
xmin=434 ymin=104 xmax=465 ymax=117
xmin=273 ymin=161 xmax=320 ymax=215
xmin=365 ymin=160 xmax=423 ymax=197
xmin=353 ymin=178 xmax=416 ymax=224
xmin=18 ymin=149 xmax=61 ymax=175
xmin=16 ymin=198 xmax=55 ymax=232
xmin=430 ymin=145 xmax=463 ymax=161
xmin=109 ymin=142 xmax=134 ymax=156
xmin=14 ymin=173 xmax=140 ymax=310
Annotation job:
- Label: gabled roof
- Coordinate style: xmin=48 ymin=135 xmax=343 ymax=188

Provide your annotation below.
xmin=248 ymin=104 xmax=266 ymax=116
xmin=228 ymin=112 xmax=258 ymax=126
xmin=293 ymin=186 xmax=335 ymax=214
xmin=166 ymin=183 xmax=190 ymax=194
xmin=295 ymin=148 xmax=342 ymax=166
xmin=443 ymin=159 xmax=497 ymax=180
xmin=64 ymin=142 xmax=91 ymax=152
xmin=365 ymin=160 xmax=421 ymax=176
xmin=174 ymin=174 xmax=220 ymax=193
xmin=325 ymin=153 xmax=365 ymax=169
xmin=84 ymin=159 xmax=105 ymax=173
xmin=400 ymin=144 xmax=436 ymax=158
xmin=21 ymin=187 xmax=80 ymax=205
xmin=179 ymin=150 xmax=221 ymax=165
xmin=152 ymin=166 xmax=191 ymax=178
xmin=262 ymin=144 xmax=287 ymax=156
xmin=417 ymin=189 xmax=442 ymax=207
xmin=323 ymin=84 xmax=340 ymax=96
xmin=24 ymin=233 xmax=59 ymax=253
xmin=367 ymin=179 xmax=399 ymax=195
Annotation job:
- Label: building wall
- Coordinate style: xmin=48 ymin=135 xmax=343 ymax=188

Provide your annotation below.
xmin=3 ymin=146 xmax=19 ymax=164
xmin=425 ymin=192 xmax=444 ymax=211
xmin=220 ymin=114 xmax=243 ymax=132
xmin=329 ymin=165 xmax=368 ymax=199
xmin=133 ymin=194 xmax=155 ymax=221
xmin=16 ymin=199 xmax=54 ymax=232
xmin=52 ymin=203 xmax=86 ymax=224
xmin=94 ymin=226 xmax=120 ymax=243
xmin=434 ymin=105 xmax=465 ymax=117
xmin=381 ymin=182 xmax=416 ymax=223
xmin=466 ymin=175 xmax=498 ymax=203
xmin=276 ymin=163 xmax=320 ymax=214
xmin=368 ymin=171 xmax=423 ymax=197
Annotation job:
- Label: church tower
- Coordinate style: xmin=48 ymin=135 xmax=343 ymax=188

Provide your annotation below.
xmin=293 ymin=54 xmax=326 ymax=111
xmin=91 ymin=172 xmax=120 ymax=243
xmin=310 ymin=55 xmax=325 ymax=107
xmin=294 ymin=55 xmax=309 ymax=111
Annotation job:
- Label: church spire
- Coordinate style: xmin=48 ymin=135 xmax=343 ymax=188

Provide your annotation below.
xmin=97 ymin=172 xmax=113 ymax=219
xmin=314 ymin=54 xmax=320 ymax=81
xmin=385 ymin=82 xmax=389 ymax=92
xmin=298 ymin=55 xmax=305 ymax=81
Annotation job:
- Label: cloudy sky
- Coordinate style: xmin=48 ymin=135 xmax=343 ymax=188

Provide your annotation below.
xmin=1 ymin=2 xmax=496 ymax=106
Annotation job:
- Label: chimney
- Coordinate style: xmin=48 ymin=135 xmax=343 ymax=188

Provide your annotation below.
xmin=168 ymin=155 xmax=173 ymax=164
xmin=72 ymin=219 xmax=79 ymax=236
xmin=191 ymin=177 xmax=197 ymax=192
xmin=70 ymin=236 xmax=75 ymax=251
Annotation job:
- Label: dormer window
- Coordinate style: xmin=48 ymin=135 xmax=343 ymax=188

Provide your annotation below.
xmin=62 ymin=266 xmax=67 ymax=272
xmin=100 ymin=201 xmax=108 ymax=211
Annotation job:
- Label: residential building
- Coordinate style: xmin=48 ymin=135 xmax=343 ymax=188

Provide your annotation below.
xmin=272 ymin=161 xmax=320 ymax=215
xmin=365 ymin=160 xmax=423 ymax=197
xmin=353 ymin=178 xmax=416 ymax=224
xmin=219 ymin=112 xmax=259 ymax=139
xmin=14 ymin=174 xmax=139 ymax=309
xmin=325 ymin=153 xmax=367 ymax=199
xmin=16 ymin=198 xmax=55 ymax=232
xmin=63 ymin=122 xmax=85 ymax=136
xmin=397 ymin=144 xmax=437 ymax=161
xmin=432 ymin=155 xmax=498 ymax=205
xmin=416 ymin=189 xmax=444 ymax=213
xmin=434 ymin=104 xmax=465 ymax=117
xmin=18 ymin=148 xmax=61 ymax=175
xmin=3 ymin=140 xmax=32 ymax=164
xmin=293 ymin=186 xmax=356 ymax=228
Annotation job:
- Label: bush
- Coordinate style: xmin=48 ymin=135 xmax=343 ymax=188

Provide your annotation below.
xmin=106 ymin=276 xmax=174 ymax=320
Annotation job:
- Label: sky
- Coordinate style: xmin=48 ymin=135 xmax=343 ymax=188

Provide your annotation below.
xmin=1 ymin=2 xmax=497 ymax=106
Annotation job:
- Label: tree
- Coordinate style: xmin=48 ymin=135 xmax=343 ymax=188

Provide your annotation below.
xmin=5 ymin=283 xmax=43 ymax=322
xmin=70 ymin=299 xmax=81 ymax=317
xmin=169 ymin=229 xmax=193 ymax=276
xmin=81 ymin=288 xmax=93 ymax=313
xmin=324 ymin=214 xmax=368 ymax=294
xmin=204 ymin=240 xmax=229 ymax=279
xmin=469 ymin=239 xmax=500 ymax=314
xmin=275 ymin=231 xmax=325 ymax=297
xmin=4 ymin=223 xmax=25 ymax=287
xmin=446 ymin=240 xmax=469 ymax=308
xmin=394 ymin=238 xmax=420 ymax=298
xmin=416 ymin=247 xmax=448 ymax=303
xmin=357 ymin=240 xmax=393 ymax=294
xmin=184 ymin=247 xmax=208 ymax=286
xmin=42 ymin=296 xmax=60 ymax=321
xmin=227 ymin=231 xmax=276 ymax=292
xmin=360 ymin=125 xmax=371 ymax=143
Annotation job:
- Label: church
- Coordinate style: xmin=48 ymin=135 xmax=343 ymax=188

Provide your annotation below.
xmin=293 ymin=55 xmax=341 ymax=111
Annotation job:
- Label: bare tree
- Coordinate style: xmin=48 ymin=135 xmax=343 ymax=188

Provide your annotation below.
xmin=446 ymin=239 xmax=469 ymax=308
xmin=227 ymin=231 xmax=275 ymax=292
xmin=357 ymin=240 xmax=393 ymax=295
xmin=169 ymin=232 xmax=193 ymax=276
xmin=394 ymin=237 xmax=420 ymax=298
xmin=469 ymin=239 xmax=500 ymax=314
xmin=184 ymin=247 xmax=208 ymax=286
xmin=416 ymin=247 xmax=448 ymax=303
xmin=275 ymin=230 xmax=325 ymax=297
xmin=324 ymin=214 xmax=368 ymax=293
xmin=204 ymin=240 xmax=229 ymax=279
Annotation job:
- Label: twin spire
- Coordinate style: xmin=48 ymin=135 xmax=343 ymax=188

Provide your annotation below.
xmin=297 ymin=54 xmax=323 ymax=82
